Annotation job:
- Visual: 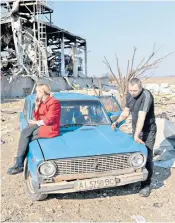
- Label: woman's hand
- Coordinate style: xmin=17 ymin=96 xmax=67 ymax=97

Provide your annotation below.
xmin=35 ymin=98 xmax=41 ymax=107
xmin=34 ymin=98 xmax=41 ymax=111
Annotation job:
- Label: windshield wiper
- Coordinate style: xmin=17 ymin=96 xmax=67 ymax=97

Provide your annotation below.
xmin=61 ymin=123 xmax=98 ymax=127
xmin=61 ymin=124 xmax=83 ymax=127
xmin=83 ymin=123 xmax=98 ymax=126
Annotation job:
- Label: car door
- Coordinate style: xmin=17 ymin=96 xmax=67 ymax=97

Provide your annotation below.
xmin=19 ymin=99 xmax=29 ymax=131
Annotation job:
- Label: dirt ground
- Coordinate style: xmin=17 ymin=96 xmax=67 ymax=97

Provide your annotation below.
xmin=1 ymin=95 xmax=175 ymax=222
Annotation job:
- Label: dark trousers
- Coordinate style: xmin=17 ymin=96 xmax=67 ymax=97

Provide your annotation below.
xmin=140 ymin=130 xmax=157 ymax=186
xmin=17 ymin=124 xmax=40 ymax=157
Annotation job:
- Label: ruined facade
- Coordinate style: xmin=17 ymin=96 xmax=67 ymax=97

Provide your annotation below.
xmin=1 ymin=0 xmax=88 ymax=82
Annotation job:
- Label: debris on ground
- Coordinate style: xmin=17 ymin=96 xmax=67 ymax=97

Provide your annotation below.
xmin=153 ymin=118 xmax=175 ymax=168
xmin=1 ymin=140 xmax=5 ymax=145
xmin=131 ymin=215 xmax=147 ymax=223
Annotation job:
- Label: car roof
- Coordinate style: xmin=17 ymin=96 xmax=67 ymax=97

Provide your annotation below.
xmin=26 ymin=92 xmax=99 ymax=102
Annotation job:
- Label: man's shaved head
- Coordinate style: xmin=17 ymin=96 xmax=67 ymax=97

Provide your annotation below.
xmin=128 ymin=78 xmax=143 ymax=97
xmin=129 ymin=78 xmax=142 ymax=89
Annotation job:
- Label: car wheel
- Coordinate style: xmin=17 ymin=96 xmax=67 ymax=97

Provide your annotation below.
xmin=26 ymin=167 xmax=48 ymax=201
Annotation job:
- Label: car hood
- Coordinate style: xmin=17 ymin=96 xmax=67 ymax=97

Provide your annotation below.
xmin=37 ymin=125 xmax=147 ymax=160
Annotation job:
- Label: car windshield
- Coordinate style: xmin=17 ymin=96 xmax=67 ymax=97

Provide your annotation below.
xmin=60 ymin=100 xmax=111 ymax=127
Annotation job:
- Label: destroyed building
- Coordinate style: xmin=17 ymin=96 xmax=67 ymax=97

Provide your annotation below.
xmin=1 ymin=0 xmax=88 ymax=81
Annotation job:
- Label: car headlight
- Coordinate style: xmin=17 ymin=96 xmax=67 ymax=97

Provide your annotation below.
xmin=129 ymin=153 xmax=145 ymax=168
xmin=38 ymin=161 xmax=56 ymax=177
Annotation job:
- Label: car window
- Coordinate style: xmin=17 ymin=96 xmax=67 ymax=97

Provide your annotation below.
xmin=99 ymin=96 xmax=121 ymax=112
xmin=60 ymin=100 xmax=111 ymax=126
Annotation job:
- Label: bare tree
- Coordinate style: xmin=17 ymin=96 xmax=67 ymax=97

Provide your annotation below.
xmin=92 ymin=76 xmax=104 ymax=96
xmin=104 ymin=44 xmax=174 ymax=107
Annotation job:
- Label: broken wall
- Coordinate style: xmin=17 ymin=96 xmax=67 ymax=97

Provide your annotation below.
xmin=1 ymin=76 xmax=34 ymax=98
xmin=1 ymin=76 xmax=109 ymax=98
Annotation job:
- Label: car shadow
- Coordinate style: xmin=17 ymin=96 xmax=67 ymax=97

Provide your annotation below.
xmin=47 ymin=165 xmax=171 ymax=201
xmin=48 ymin=183 xmax=141 ymax=201
xmin=151 ymin=166 xmax=171 ymax=190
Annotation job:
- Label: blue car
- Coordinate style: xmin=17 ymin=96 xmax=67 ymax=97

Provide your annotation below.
xmin=21 ymin=92 xmax=148 ymax=201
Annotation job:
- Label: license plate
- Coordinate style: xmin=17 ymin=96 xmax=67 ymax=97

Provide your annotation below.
xmin=75 ymin=176 xmax=120 ymax=191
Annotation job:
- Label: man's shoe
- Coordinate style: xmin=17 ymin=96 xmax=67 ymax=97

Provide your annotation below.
xmin=7 ymin=157 xmax=24 ymax=175
xmin=139 ymin=185 xmax=151 ymax=197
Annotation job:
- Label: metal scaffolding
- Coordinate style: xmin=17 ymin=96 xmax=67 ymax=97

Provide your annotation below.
xmin=1 ymin=0 xmax=88 ymax=80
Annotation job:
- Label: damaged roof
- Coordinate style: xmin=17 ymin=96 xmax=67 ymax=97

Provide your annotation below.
xmin=0 ymin=0 xmax=53 ymax=14
xmin=0 ymin=0 xmax=86 ymax=44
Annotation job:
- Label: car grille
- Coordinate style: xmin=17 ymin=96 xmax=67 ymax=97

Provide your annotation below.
xmin=54 ymin=154 xmax=131 ymax=175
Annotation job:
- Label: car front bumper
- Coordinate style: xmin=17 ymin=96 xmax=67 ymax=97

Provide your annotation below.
xmin=38 ymin=168 xmax=148 ymax=194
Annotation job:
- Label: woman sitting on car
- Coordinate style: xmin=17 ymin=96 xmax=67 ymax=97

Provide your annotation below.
xmin=7 ymin=84 xmax=61 ymax=175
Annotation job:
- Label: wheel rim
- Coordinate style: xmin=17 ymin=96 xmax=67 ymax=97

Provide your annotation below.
xmin=27 ymin=172 xmax=35 ymax=194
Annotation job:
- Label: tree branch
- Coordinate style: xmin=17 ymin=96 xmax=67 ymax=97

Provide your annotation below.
xmin=104 ymin=44 xmax=175 ymax=107
xmin=127 ymin=47 xmax=136 ymax=81
xmin=115 ymin=54 xmax=124 ymax=95
xmin=103 ymin=57 xmax=120 ymax=86
xmin=126 ymin=59 xmax=130 ymax=78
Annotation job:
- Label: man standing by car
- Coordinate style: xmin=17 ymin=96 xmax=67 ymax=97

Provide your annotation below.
xmin=8 ymin=83 xmax=61 ymax=175
xmin=112 ymin=78 xmax=157 ymax=197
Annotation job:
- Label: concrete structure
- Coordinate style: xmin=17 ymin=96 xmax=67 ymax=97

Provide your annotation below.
xmin=1 ymin=0 xmax=109 ymax=98
xmin=1 ymin=76 xmax=109 ymax=98
xmin=1 ymin=77 xmax=34 ymax=98
xmin=1 ymin=0 xmax=87 ymax=79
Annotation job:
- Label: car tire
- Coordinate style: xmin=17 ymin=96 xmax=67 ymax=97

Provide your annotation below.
xmin=26 ymin=167 xmax=48 ymax=201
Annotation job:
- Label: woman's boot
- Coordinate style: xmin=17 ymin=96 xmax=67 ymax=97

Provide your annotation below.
xmin=7 ymin=157 xmax=25 ymax=175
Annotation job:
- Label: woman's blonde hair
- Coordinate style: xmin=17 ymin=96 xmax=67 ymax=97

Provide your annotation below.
xmin=36 ymin=83 xmax=51 ymax=96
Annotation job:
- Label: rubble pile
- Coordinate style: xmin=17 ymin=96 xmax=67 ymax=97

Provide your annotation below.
xmin=145 ymin=83 xmax=175 ymax=96
xmin=0 ymin=0 xmax=86 ymax=82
